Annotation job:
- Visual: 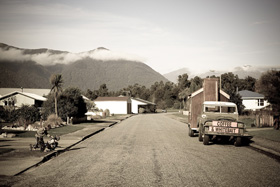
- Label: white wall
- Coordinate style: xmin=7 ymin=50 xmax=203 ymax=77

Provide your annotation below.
xmin=131 ymin=99 xmax=146 ymax=114
xmin=242 ymin=99 xmax=269 ymax=111
xmin=95 ymin=101 xmax=128 ymax=114
xmin=0 ymin=94 xmax=35 ymax=107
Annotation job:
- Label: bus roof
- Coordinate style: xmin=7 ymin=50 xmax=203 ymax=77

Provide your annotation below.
xmin=203 ymin=101 xmax=237 ymax=107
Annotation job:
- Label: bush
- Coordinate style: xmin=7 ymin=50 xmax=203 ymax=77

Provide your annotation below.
xmin=139 ymin=108 xmax=146 ymax=114
xmin=104 ymin=109 xmax=110 ymax=117
xmin=45 ymin=114 xmax=63 ymax=128
xmin=173 ymin=102 xmax=181 ymax=109
xmin=12 ymin=105 xmax=41 ymax=129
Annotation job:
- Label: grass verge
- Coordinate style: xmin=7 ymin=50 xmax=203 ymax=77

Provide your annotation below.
xmin=2 ymin=125 xmax=85 ymax=138
xmin=248 ymin=129 xmax=280 ymax=142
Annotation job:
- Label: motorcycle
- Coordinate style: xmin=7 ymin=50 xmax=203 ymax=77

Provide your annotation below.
xmin=30 ymin=135 xmax=60 ymax=152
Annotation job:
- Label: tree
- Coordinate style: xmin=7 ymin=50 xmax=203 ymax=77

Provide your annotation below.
xmin=178 ymin=88 xmax=190 ymax=110
xmin=189 ymin=76 xmax=203 ymax=93
xmin=43 ymin=87 xmax=87 ymax=121
xmin=85 ymin=89 xmax=99 ymax=100
xmin=16 ymin=105 xmax=40 ymax=129
xmin=178 ymin=73 xmax=191 ymax=91
xmin=238 ymin=76 xmax=256 ymax=91
xmin=99 ymin=84 xmax=109 ymax=97
xmin=221 ymin=72 xmax=244 ymax=114
xmin=58 ymin=87 xmax=87 ymax=121
xmin=50 ymin=74 xmax=63 ymax=117
xmin=256 ymin=70 xmax=280 ymax=113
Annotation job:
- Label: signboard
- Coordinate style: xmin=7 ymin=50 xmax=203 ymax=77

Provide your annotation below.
xmin=209 ymin=121 xmax=239 ymax=133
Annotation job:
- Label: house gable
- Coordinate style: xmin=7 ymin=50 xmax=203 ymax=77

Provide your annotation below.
xmin=0 ymin=91 xmax=46 ymax=108
xmin=239 ymin=90 xmax=269 ymax=111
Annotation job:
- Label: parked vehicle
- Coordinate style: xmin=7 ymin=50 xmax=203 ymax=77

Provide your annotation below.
xmin=187 ymin=78 xmax=230 ymax=137
xmin=198 ymin=101 xmax=252 ymax=146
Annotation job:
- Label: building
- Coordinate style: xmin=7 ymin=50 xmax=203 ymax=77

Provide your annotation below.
xmin=0 ymin=91 xmax=47 ymax=108
xmin=187 ymin=78 xmax=230 ymax=135
xmin=94 ymin=96 xmax=156 ymax=114
xmin=239 ymin=90 xmax=269 ymax=111
xmin=131 ymin=98 xmax=156 ymax=113
xmin=94 ymin=96 xmax=132 ymax=114
xmin=0 ymin=88 xmax=50 ymax=97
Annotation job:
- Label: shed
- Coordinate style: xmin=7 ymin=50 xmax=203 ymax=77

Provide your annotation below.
xmin=131 ymin=98 xmax=156 ymax=113
xmin=94 ymin=96 xmax=132 ymax=114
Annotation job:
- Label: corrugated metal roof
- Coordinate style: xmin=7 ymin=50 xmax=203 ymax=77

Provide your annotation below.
xmin=239 ymin=90 xmax=264 ymax=99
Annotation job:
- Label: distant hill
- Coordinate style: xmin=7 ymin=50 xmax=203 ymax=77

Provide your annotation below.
xmin=163 ymin=66 xmax=275 ymax=83
xmin=163 ymin=68 xmax=191 ymax=83
xmin=0 ymin=43 xmax=168 ymax=91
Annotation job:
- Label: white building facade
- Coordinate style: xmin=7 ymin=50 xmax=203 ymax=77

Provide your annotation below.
xmin=0 ymin=91 xmax=47 ymax=108
xmin=131 ymin=98 xmax=156 ymax=114
xmin=94 ymin=96 xmax=132 ymax=114
xmin=239 ymin=90 xmax=269 ymax=111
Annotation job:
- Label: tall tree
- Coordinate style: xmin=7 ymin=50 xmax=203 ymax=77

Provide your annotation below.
xmin=99 ymin=84 xmax=109 ymax=97
xmin=43 ymin=87 xmax=87 ymax=121
xmin=189 ymin=76 xmax=203 ymax=93
xmin=50 ymin=74 xmax=63 ymax=117
xmin=238 ymin=76 xmax=256 ymax=91
xmin=178 ymin=73 xmax=191 ymax=91
xmin=221 ymin=72 xmax=244 ymax=113
xmin=256 ymin=70 xmax=280 ymax=113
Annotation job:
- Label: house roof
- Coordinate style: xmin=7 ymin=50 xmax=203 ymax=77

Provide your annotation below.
xmin=203 ymin=101 xmax=237 ymax=107
xmin=0 ymin=88 xmax=50 ymax=97
xmin=190 ymin=88 xmax=230 ymax=99
xmin=131 ymin=98 xmax=156 ymax=105
xmin=94 ymin=96 xmax=130 ymax=102
xmin=239 ymin=90 xmax=264 ymax=99
xmin=0 ymin=91 xmax=47 ymax=101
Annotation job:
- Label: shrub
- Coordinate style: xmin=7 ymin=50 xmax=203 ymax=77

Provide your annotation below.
xmin=173 ymin=102 xmax=181 ymax=109
xmin=104 ymin=109 xmax=110 ymax=117
xmin=45 ymin=114 xmax=63 ymax=128
xmin=139 ymin=108 xmax=146 ymax=114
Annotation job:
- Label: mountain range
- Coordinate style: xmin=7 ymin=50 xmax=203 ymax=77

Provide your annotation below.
xmin=0 ymin=43 xmax=168 ymax=91
xmin=1 ymin=43 xmax=277 ymax=90
xmin=163 ymin=66 xmax=276 ymax=83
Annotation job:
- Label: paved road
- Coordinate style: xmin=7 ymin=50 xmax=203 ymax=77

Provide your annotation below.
xmin=13 ymin=114 xmax=280 ymax=186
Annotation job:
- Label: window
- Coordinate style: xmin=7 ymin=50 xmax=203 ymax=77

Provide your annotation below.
xmin=205 ymin=106 xmax=220 ymax=113
xmin=258 ymin=99 xmax=264 ymax=106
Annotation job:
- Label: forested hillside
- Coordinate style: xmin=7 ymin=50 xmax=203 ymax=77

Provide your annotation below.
xmin=0 ymin=43 xmax=168 ymax=91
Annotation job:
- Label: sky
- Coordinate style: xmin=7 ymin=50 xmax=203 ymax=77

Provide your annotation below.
xmin=0 ymin=0 xmax=279 ymax=74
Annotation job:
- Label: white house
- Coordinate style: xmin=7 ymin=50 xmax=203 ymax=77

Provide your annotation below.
xmin=0 ymin=88 xmax=50 ymax=98
xmin=239 ymin=90 xmax=269 ymax=111
xmin=0 ymin=91 xmax=47 ymax=108
xmin=131 ymin=98 xmax=156 ymax=113
xmin=94 ymin=96 xmax=132 ymax=114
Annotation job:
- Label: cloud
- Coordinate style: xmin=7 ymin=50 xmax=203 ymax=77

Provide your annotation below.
xmin=0 ymin=48 xmax=30 ymax=61
xmin=252 ymin=21 xmax=269 ymax=25
xmin=81 ymin=49 xmax=145 ymax=62
xmin=0 ymin=47 xmax=145 ymax=66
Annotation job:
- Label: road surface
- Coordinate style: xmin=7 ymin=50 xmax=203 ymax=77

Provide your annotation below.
xmin=13 ymin=114 xmax=280 ymax=186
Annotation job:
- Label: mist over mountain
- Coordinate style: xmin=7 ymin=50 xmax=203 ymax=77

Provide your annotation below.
xmin=0 ymin=43 xmax=168 ymax=91
xmin=163 ymin=68 xmax=191 ymax=83
xmin=164 ymin=66 xmax=278 ymax=83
